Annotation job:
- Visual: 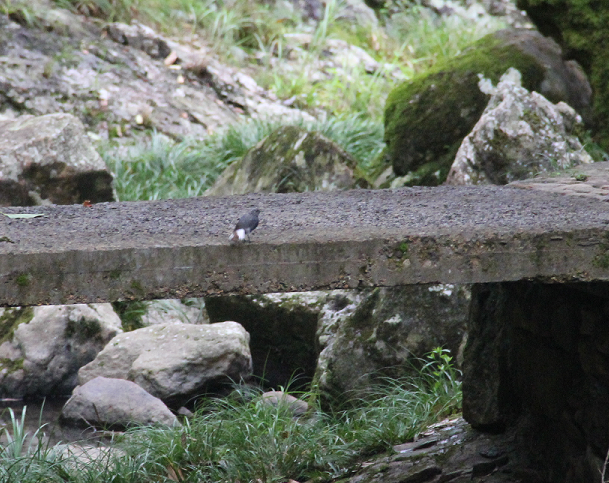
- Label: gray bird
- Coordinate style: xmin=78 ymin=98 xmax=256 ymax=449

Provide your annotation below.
xmin=229 ymin=208 xmax=260 ymax=242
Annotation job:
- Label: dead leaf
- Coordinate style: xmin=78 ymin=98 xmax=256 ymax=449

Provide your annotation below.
xmin=166 ymin=465 xmax=184 ymax=482
xmin=83 ymin=200 xmax=93 ymax=207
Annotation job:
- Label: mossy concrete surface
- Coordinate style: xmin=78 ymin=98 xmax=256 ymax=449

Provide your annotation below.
xmin=384 ymin=28 xmax=592 ymax=182
xmin=517 ymin=0 xmax=609 ymax=149
xmin=1 ymin=183 xmax=609 ymax=306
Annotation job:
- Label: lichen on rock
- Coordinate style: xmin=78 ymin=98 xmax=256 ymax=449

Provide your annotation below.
xmin=446 ymin=68 xmax=592 ymax=185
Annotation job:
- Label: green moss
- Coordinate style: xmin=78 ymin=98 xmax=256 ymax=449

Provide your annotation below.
xmin=593 ymin=251 xmax=609 ymax=269
xmin=130 ymin=280 xmax=144 ymax=292
xmin=0 ymin=357 xmax=24 ymax=373
xmin=516 ymin=0 xmax=609 ymax=149
xmin=109 ymin=269 xmax=122 ymax=280
xmin=384 ymin=30 xmax=547 ymax=181
xmin=65 ymin=317 xmax=103 ymax=340
xmin=15 ymin=273 xmax=30 ymax=287
xmin=0 ymin=307 xmax=34 ymax=345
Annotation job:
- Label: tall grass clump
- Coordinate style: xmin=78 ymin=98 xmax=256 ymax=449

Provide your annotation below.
xmin=104 ymin=115 xmax=384 ymax=201
xmin=117 ymin=348 xmax=461 ymax=482
xmin=385 ymin=3 xmax=508 ymax=69
xmin=122 ymin=386 xmax=356 ymax=482
xmin=336 ymin=347 xmax=462 ymax=456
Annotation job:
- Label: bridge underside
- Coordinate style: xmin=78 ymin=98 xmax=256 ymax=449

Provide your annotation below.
xmin=1 ymin=184 xmax=609 ymax=306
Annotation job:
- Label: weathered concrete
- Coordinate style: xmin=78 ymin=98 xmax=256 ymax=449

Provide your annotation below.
xmin=1 ymin=184 xmax=609 ymax=306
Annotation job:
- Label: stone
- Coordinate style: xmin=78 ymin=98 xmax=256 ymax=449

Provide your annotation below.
xmin=78 ymin=322 xmax=252 ymax=405
xmin=0 ymin=113 xmax=115 ymax=206
xmin=339 ymin=0 xmax=379 ymax=29
xmin=383 ymin=28 xmax=592 ymax=185
xmin=0 ymin=12 xmax=308 ymax=141
xmin=0 ymin=304 xmax=122 ymax=398
xmin=60 ymin=376 xmax=178 ymax=429
xmin=139 ymin=299 xmax=209 ymax=326
xmin=446 ymin=68 xmax=593 ymax=186
xmin=260 ymin=390 xmax=309 ymax=417
xmin=206 ymin=126 xmax=368 ymax=195
xmin=314 ymin=285 xmax=469 ymax=403
xmin=104 ymin=22 xmax=171 ymax=59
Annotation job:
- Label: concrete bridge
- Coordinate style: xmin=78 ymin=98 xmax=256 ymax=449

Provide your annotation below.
xmin=3 ymin=163 xmax=609 ymax=481
xmin=2 ymin=168 xmax=609 ymax=307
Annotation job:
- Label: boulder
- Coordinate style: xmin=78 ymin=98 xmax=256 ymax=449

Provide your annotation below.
xmin=314 ymin=285 xmax=469 ymax=403
xmin=205 ymin=292 xmax=325 ymax=388
xmin=517 ymin=0 xmax=609 ymax=149
xmin=207 ymin=287 xmax=469 ymax=402
xmin=0 ymin=113 xmax=115 ymax=206
xmin=206 ymin=126 xmax=367 ymax=195
xmin=78 ymin=322 xmax=252 ymax=405
xmin=383 ymin=28 xmax=592 ymax=186
xmin=0 ymin=304 xmax=122 ymax=398
xmin=260 ymin=390 xmax=309 ymax=418
xmin=446 ymin=68 xmax=593 ymax=185
xmin=60 ymin=376 xmax=178 ymax=429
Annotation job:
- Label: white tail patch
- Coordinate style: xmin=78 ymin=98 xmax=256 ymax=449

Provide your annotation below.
xmin=229 ymin=228 xmax=246 ymax=241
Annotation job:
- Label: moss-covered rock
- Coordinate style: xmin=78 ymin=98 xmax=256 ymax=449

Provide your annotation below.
xmin=313 ymin=284 xmax=470 ymax=406
xmin=516 ymin=0 xmax=609 ymax=149
xmin=206 ymin=125 xmax=368 ymax=195
xmin=384 ymin=28 xmax=592 ymax=184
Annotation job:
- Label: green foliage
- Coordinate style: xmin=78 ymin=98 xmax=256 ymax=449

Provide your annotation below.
xmin=112 ymin=301 xmax=147 ymax=331
xmin=0 ymin=0 xmax=41 ymax=27
xmin=385 ymin=4 xmax=508 ymax=68
xmin=53 ymin=0 xmax=137 ymax=22
xmin=104 ymin=116 xmax=384 ymax=201
xmin=0 ymin=349 xmax=461 ymax=482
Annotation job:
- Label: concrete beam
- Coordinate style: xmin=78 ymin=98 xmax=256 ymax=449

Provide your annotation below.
xmin=1 ymin=185 xmax=609 ymax=306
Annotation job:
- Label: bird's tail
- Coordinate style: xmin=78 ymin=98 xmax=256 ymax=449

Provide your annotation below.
xmin=229 ymin=228 xmax=246 ymax=241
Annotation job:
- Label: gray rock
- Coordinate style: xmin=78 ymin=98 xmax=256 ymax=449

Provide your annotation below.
xmin=61 ymin=376 xmax=178 ymax=429
xmin=206 ymin=126 xmax=367 ymax=195
xmin=339 ymin=0 xmax=379 ymax=29
xmin=260 ymin=390 xmax=309 ymax=417
xmin=0 ymin=113 xmax=115 ymax=206
xmin=446 ymin=68 xmax=593 ymax=185
xmin=0 ymin=12 xmax=309 ymax=142
xmin=140 ymin=299 xmax=209 ymax=326
xmin=104 ymin=22 xmax=171 ymax=59
xmin=78 ymin=322 xmax=252 ymax=404
xmin=0 ymin=304 xmax=122 ymax=398
xmin=314 ymin=285 xmax=470 ymax=402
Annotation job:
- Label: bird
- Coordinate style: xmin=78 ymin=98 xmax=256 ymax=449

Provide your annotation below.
xmin=229 ymin=208 xmax=260 ymax=242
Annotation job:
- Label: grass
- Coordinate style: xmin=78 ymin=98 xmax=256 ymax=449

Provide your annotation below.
xmin=103 ymin=115 xmax=385 ymax=201
xmin=0 ymin=348 xmax=461 ymax=482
